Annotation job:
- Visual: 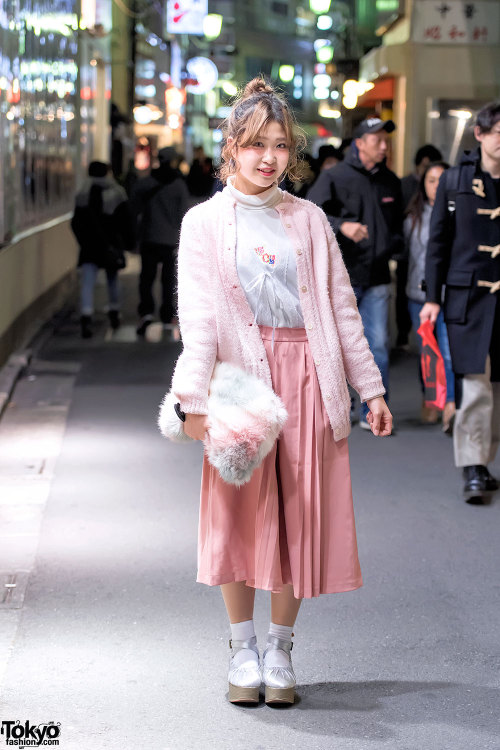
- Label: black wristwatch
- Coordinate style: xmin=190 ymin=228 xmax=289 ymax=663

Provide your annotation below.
xmin=174 ymin=402 xmax=186 ymax=422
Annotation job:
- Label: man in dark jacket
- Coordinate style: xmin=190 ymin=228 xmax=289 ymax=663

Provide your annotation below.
xmin=307 ymin=118 xmax=404 ymax=427
xmin=71 ymin=161 xmax=134 ymax=338
xmin=131 ymin=147 xmax=189 ymax=336
xmin=420 ymin=102 xmax=500 ymax=504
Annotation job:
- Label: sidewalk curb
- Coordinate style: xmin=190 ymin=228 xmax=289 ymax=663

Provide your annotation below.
xmin=0 ymin=307 xmax=73 ymax=420
xmin=0 ymin=350 xmax=32 ymax=419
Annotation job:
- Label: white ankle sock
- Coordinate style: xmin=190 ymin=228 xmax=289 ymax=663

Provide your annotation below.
xmin=230 ymin=619 xmax=256 ymax=642
xmin=265 ymin=622 xmax=293 ymax=668
xmin=230 ymin=620 xmax=258 ymax=668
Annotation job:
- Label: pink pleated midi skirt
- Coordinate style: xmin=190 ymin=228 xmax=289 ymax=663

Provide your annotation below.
xmin=197 ymin=326 xmax=362 ymax=599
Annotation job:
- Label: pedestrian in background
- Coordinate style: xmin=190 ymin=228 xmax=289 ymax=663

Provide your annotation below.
xmin=404 ymin=161 xmax=456 ymax=431
xmin=396 ymin=144 xmax=444 ymax=349
xmin=187 ymin=146 xmax=214 ymax=198
xmin=316 ymin=143 xmax=343 ymax=172
xmin=307 ymin=117 xmax=404 ymax=428
xmin=421 ymin=101 xmax=500 ymax=504
xmin=168 ymin=78 xmax=392 ymax=706
xmin=401 ymin=144 xmax=443 ymax=211
xmin=71 ymin=161 xmax=134 ymax=339
xmin=131 ymin=147 xmax=189 ymax=337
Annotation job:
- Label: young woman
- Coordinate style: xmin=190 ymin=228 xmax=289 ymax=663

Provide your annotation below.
xmin=169 ymin=79 xmax=392 ymax=705
xmin=405 ymin=161 xmax=456 ymax=433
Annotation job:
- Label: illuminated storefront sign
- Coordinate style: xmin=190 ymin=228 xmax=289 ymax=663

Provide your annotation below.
xmin=185 ymin=56 xmax=218 ymax=94
xmin=81 ymin=0 xmax=96 ymax=29
xmin=166 ymin=0 xmax=208 ymax=35
xmin=413 ymin=0 xmax=500 ymax=45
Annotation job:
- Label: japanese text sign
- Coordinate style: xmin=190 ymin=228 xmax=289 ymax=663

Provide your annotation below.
xmin=413 ymin=1 xmax=499 ymax=45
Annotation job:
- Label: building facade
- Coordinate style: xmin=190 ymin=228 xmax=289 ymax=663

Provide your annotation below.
xmin=359 ymin=0 xmax=500 ymax=175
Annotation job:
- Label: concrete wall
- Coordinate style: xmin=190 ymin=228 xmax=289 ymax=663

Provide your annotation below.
xmin=0 ymin=219 xmax=79 ymax=367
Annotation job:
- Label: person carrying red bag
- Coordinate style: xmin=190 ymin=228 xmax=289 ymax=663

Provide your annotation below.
xmin=420 ymin=102 xmax=500 ymax=504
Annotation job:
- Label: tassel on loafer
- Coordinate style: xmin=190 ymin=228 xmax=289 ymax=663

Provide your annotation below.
xmin=262 ymin=634 xmax=296 ymax=705
xmin=228 ymin=636 xmax=261 ymax=704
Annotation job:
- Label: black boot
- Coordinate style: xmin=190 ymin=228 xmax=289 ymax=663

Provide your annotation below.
xmin=478 ymin=465 xmax=498 ymax=491
xmin=136 ymin=315 xmax=153 ymax=336
xmin=80 ymin=315 xmax=93 ymax=339
xmin=108 ymin=310 xmax=121 ymax=330
xmin=462 ymin=465 xmax=494 ymax=504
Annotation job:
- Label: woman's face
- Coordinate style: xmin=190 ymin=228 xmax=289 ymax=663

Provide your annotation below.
xmin=232 ymin=121 xmax=290 ymax=194
xmin=424 ymin=165 xmax=445 ymax=206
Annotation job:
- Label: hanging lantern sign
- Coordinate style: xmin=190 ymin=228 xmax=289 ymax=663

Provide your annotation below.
xmin=185 ymin=57 xmax=218 ymax=94
xmin=166 ymin=0 xmax=208 ymax=35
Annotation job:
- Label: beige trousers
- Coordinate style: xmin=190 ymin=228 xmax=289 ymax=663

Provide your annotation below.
xmin=454 ymin=356 xmax=500 ymax=467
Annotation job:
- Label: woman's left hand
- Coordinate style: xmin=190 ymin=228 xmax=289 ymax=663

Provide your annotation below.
xmin=365 ymin=396 xmax=393 ymax=436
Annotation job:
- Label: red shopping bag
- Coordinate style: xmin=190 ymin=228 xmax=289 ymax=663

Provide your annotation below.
xmin=417 ymin=320 xmax=447 ymax=410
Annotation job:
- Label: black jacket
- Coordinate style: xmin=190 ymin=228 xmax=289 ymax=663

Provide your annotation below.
xmin=425 ymin=147 xmax=500 ymax=379
xmin=131 ymin=165 xmax=189 ymax=246
xmin=71 ymin=177 xmax=135 ymax=268
xmin=306 ymin=146 xmax=404 ymax=287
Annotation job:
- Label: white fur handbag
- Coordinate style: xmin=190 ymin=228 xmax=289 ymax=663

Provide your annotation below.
xmin=158 ymin=362 xmax=288 ymax=486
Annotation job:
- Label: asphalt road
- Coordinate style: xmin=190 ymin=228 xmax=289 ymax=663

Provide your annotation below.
xmin=0 ymin=266 xmax=499 ymax=750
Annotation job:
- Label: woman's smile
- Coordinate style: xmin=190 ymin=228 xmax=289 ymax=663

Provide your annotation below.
xmin=257 ymin=167 xmax=276 ymax=177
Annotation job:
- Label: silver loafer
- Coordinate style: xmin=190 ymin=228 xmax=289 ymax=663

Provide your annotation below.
xmin=228 ymin=635 xmax=261 ymax=703
xmin=262 ymin=634 xmax=296 ymax=704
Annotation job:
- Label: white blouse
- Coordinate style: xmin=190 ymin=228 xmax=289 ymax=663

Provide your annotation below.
xmin=226 ymin=178 xmax=304 ymax=340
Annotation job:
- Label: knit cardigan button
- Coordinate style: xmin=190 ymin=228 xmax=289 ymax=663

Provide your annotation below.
xmin=301 ymin=285 xmax=308 ymax=293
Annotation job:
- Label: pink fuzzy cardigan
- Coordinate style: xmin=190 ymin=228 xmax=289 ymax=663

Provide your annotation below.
xmin=171 ymin=188 xmax=384 ymax=441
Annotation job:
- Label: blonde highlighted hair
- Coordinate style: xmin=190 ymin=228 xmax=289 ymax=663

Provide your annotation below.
xmin=218 ymin=78 xmax=307 ymax=184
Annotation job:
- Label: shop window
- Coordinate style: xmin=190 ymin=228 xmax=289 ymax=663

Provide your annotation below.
xmin=0 ymin=0 xmax=81 ymax=243
xmin=427 ymin=98 xmax=486 ymax=165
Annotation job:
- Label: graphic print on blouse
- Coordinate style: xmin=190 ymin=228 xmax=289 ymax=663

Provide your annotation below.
xmin=253 ymin=245 xmax=276 ymax=266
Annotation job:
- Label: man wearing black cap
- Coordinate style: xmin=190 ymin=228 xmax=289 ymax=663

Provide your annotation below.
xmin=307 ymin=117 xmax=404 ymax=428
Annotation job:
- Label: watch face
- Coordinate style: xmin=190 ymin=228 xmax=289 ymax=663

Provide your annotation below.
xmin=174 ymin=402 xmax=186 ymax=422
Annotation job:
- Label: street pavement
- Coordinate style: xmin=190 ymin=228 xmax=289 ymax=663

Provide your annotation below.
xmin=0 ymin=263 xmax=499 ymax=750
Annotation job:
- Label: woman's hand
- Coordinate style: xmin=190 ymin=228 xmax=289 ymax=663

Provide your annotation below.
xmin=184 ymin=413 xmax=208 ymax=441
xmin=365 ymin=396 xmax=393 ymax=436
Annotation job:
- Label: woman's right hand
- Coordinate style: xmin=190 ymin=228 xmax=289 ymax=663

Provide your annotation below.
xmin=184 ymin=413 xmax=208 ymax=441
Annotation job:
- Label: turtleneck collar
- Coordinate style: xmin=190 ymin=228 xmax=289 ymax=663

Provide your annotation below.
xmin=225 ymin=176 xmax=282 ymax=210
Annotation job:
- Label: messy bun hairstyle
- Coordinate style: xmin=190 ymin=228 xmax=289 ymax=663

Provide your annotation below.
xmin=218 ymin=77 xmax=306 ymax=184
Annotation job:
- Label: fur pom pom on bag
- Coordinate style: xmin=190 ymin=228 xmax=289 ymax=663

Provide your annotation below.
xmin=158 ymin=362 xmax=288 ymax=486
